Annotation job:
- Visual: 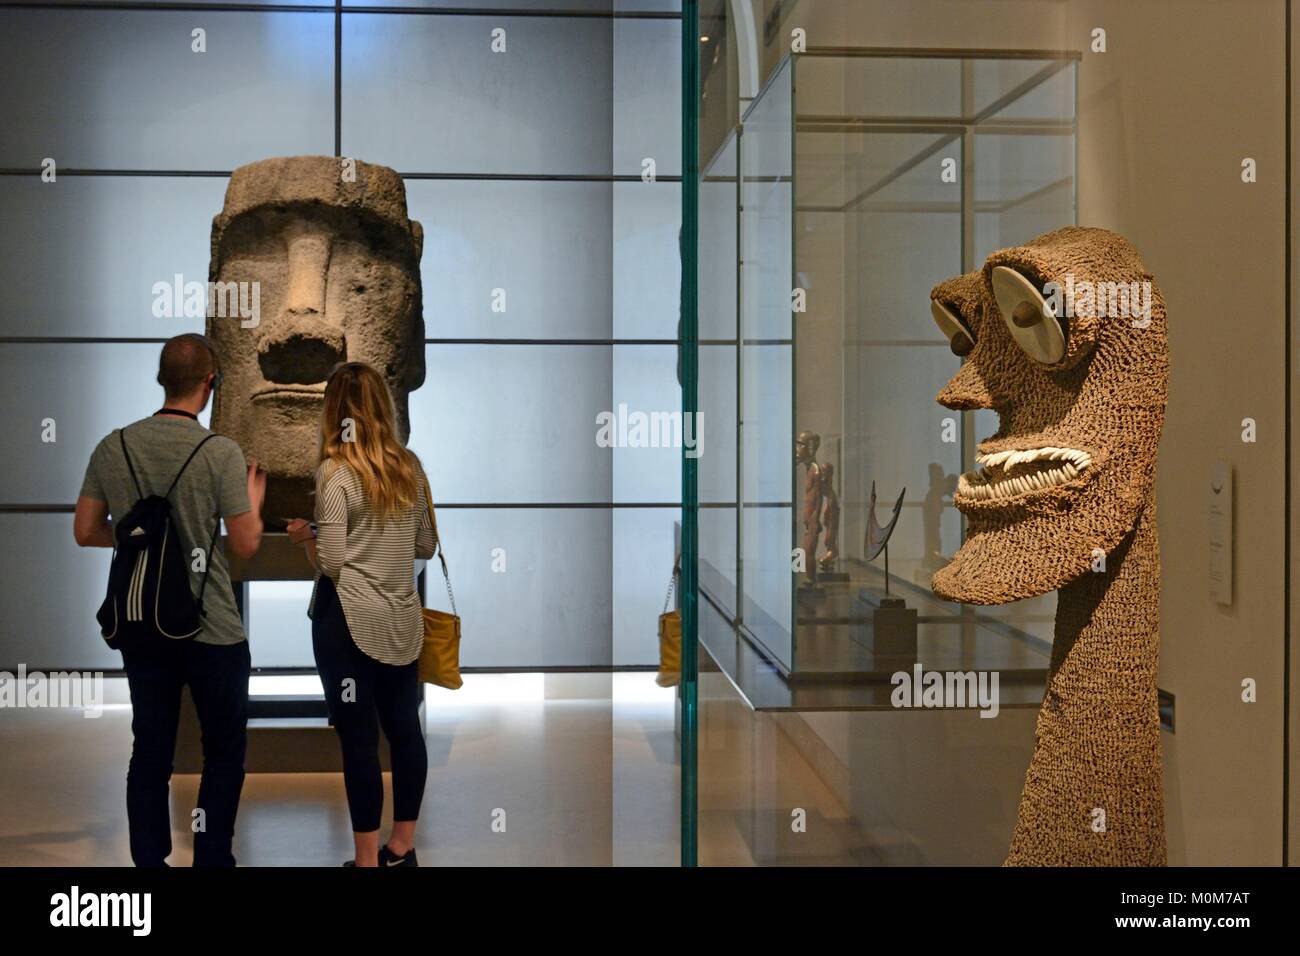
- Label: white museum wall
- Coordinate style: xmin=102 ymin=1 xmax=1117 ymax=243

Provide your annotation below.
xmin=1064 ymin=0 xmax=1287 ymax=866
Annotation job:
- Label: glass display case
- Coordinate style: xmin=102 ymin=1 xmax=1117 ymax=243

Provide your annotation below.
xmin=684 ymin=0 xmax=1293 ymax=873
xmin=699 ymin=48 xmax=1078 ymax=680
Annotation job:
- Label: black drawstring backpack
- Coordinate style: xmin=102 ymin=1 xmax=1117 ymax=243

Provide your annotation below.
xmin=96 ymin=428 xmax=221 ymax=649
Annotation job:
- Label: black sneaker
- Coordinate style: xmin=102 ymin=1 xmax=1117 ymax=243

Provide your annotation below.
xmin=378 ymin=845 xmax=418 ymax=868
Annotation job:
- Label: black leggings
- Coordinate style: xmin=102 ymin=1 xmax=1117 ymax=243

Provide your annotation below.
xmin=311 ymin=575 xmax=427 ymax=833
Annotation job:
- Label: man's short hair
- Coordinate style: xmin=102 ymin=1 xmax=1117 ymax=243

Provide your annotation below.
xmin=158 ymin=334 xmax=218 ymax=399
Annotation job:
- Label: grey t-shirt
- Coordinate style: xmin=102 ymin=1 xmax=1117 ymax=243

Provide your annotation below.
xmin=80 ymin=415 xmax=250 ymax=646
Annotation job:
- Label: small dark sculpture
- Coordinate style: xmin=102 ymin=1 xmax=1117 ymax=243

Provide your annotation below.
xmin=864 ymin=481 xmax=906 ymax=594
xmin=854 ymin=480 xmax=914 ymax=662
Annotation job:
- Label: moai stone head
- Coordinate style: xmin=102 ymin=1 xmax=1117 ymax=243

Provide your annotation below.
xmin=926 ymin=226 xmax=1168 ymax=604
xmin=206 ymin=156 xmax=425 ymax=526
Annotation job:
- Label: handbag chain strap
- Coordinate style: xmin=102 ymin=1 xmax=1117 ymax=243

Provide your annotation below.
xmin=424 ymin=476 xmax=458 ymax=617
xmin=662 ymin=552 xmax=682 ymax=615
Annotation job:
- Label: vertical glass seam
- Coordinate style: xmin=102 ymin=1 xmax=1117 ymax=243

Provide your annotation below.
xmin=679 ymin=0 xmax=700 ymax=869
xmin=789 ymin=53 xmax=798 ymax=670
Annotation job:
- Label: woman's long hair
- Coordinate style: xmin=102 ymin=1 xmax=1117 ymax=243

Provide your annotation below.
xmin=318 ymin=362 xmax=421 ymax=518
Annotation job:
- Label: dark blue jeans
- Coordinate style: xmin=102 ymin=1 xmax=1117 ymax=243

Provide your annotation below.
xmin=312 ymin=575 xmax=426 ymax=833
xmin=121 ymin=637 xmax=250 ymax=867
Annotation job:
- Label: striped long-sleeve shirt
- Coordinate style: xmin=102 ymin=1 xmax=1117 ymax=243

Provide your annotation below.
xmin=307 ymin=459 xmax=437 ymax=665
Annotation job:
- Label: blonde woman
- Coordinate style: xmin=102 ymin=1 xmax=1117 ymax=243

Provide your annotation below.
xmin=287 ymin=362 xmax=435 ymax=867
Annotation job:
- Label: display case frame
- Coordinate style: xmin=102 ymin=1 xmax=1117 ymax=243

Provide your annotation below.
xmin=697 ymin=46 xmax=1080 ymax=680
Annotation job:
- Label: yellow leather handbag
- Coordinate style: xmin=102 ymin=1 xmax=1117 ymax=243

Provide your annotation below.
xmin=418 ymin=479 xmax=463 ymax=690
xmin=656 ymin=555 xmax=681 ymax=688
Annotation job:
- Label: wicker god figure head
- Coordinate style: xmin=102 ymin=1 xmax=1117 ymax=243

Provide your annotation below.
xmin=928 ymin=226 xmax=1168 ymax=604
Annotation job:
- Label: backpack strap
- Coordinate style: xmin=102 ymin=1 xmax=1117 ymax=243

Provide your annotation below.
xmin=118 ymin=429 xmax=143 ymax=500
xmin=166 ymin=434 xmax=221 ymax=613
xmin=166 ymin=434 xmax=218 ymax=497
xmin=156 ymin=432 xmax=221 ymax=615
xmin=195 ymin=512 xmax=222 ymax=614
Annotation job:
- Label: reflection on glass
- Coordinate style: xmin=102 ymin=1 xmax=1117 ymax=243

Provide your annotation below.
xmin=693 ymin=48 xmax=1078 ymax=865
xmin=699 ymin=131 xmax=739 ymax=614
xmin=739 ymin=58 xmax=794 ymax=670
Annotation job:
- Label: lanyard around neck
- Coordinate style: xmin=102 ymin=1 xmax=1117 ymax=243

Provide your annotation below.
xmin=154 ymin=407 xmax=199 ymax=421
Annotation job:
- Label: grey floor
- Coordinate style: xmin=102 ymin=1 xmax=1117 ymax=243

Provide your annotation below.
xmin=0 ymin=673 xmax=686 ymax=867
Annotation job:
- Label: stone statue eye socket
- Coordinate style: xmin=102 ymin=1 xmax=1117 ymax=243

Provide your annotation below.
xmin=930 ymin=299 xmax=974 ymax=357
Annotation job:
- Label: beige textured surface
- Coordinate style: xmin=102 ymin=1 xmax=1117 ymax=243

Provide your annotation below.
xmin=206 ymin=156 xmax=426 ymax=526
xmin=930 ymin=226 xmax=1169 ymax=865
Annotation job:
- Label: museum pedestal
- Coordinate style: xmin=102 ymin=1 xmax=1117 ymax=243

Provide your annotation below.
xmin=852 ymin=589 xmax=919 ymax=669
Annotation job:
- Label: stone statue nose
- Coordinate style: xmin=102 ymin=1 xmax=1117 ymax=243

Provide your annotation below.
xmin=256 ymin=223 xmax=346 ymax=384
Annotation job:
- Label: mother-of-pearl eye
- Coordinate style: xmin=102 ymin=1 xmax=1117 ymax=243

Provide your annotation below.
xmin=990 ymin=265 xmax=1065 ymax=364
xmin=930 ymin=299 xmax=974 ymax=356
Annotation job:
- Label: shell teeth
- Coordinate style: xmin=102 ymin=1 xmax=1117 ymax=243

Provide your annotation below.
xmin=960 ymin=446 xmax=1093 ymax=501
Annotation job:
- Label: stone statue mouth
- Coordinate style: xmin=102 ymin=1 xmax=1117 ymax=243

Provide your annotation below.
xmin=251 ymin=383 xmax=327 ymax=403
xmin=955 ymin=445 xmax=1094 ymax=502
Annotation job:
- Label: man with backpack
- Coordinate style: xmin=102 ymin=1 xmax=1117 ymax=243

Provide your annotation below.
xmin=74 ymin=333 xmax=266 ymax=867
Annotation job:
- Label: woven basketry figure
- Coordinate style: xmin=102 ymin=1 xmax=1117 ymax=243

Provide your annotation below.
xmin=927 ymin=226 xmax=1168 ymax=866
